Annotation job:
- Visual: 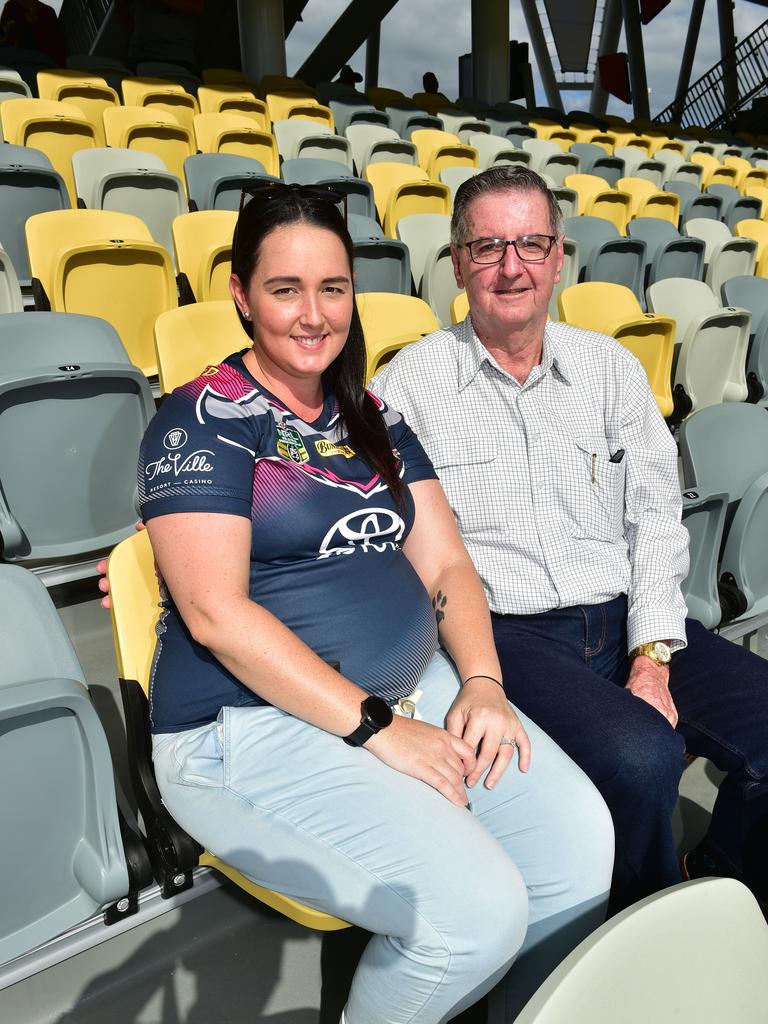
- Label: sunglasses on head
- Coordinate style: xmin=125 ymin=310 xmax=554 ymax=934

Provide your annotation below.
xmin=237 ymin=181 xmax=349 ymax=223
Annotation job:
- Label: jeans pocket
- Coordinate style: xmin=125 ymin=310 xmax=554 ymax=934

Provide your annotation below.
xmin=170 ymin=720 xmax=225 ymax=790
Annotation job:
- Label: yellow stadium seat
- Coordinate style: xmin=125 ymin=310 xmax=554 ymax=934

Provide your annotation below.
xmin=722 ymin=156 xmax=768 ymax=193
xmin=103 ymin=106 xmax=194 ymax=184
xmin=36 ymin=70 xmax=119 ymax=147
xmin=365 ymin=86 xmax=408 ymax=110
xmin=616 ymin=176 xmax=680 ymax=224
xmin=742 ymin=184 xmax=768 ymax=217
xmin=25 ymin=209 xmax=176 ymax=377
xmin=264 ymin=89 xmax=322 ymax=123
xmin=410 ymin=128 xmax=478 ymax=180
xmin=357 ymin=292 xmax=440 ymax=378
xmin=197 ymin=85 xmax=269 ymax=130
xmin=154 ymin=300 xmax=250 ymax=393
xmin=451 ymin=290 xmax=469 ymax=323
xmin=108 ymin=529 xmax=350 ymax=931
xmin=172 ymin=210 xmax=237 ymax=302
xmin=690 ymin=152 xmax=739 ymax=188
xmin=121 ymin=77 xmax=199 ymax=134
xmin=529 ymin=120 xmax=578 ymax=151
xmin=0 ymin=98 xmax=96 ymax=204
xmin=557 ymin=282 xmax=675 ymax=417
xmin=734 ymin=218 xmax=768 ymax=276
xmin=564 ymin=173 xmax=632 ymax=233
xmin=645 ymin=135 xmax=685 ymax=157
xmin=192 ymin=113 xmax=279 ymax=176
xmin=365 ymin=163 xmax=451 ymax=238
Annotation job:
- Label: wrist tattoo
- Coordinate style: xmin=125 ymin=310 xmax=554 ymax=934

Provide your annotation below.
xmin=432 ymin=589 xmax=447 ymax=626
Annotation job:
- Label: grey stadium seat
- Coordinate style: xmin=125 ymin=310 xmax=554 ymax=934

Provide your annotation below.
xmin=665 ymin=180 xmax=722 ymax=223
xmin=570 ymin=143 xmax=624 ymax=187
xmin=564 ymin=215 xmax=646 ymax=304
xmin=721 ymin=275 xmax=768 ymax=406
xmin=684 ymin=218 xmax=757 ymax=295
xmin=184 ymin=153 xmax=276 ymax=211
xmin=0 ymin=243 xmax=23 ymax=312
xmin=345 ymin=124 xmax=417 ymax=175
xmin=627 ymin=217 xmax=705 ymax=286
xmin=281 ymin=157 xmax=376 ymax=220
xmin=705 ymin=183 xmax=762 ymax=231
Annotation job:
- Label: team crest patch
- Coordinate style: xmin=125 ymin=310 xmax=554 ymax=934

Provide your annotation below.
xmin=200 ymin=365 xmax=220 ymax=377
xmin=276 ymin=420 xmax=309 ymax=463
xmin=315 ymin=439 xmax=355 ymax=458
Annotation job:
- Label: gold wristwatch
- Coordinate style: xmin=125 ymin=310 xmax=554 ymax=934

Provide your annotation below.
xmin=629 ymin=641 xmax=672 ymax=665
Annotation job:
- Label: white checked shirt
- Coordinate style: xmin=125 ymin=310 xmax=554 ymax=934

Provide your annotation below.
xmin=372 ymin=316 xmax=690 ymax=652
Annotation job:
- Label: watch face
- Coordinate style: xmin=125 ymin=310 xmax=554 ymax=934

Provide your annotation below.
xmin=653 ymin=642 xmax=672 ymax=664
xmin=363 ymin=695 xmax=394 ymax=730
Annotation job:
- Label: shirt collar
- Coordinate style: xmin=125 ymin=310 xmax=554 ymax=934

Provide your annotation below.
xmin=457 ymin=315 xmax=572 ymax=390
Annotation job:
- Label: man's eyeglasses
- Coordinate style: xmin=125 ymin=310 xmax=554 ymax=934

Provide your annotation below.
xmin=459 ymin=235 xmax=557 ymax=264
xmin=237 ymin=181 xmax=348 ymax=223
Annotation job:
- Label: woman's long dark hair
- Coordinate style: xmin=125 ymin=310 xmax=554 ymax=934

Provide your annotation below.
xmin=231 ymin=186 xmax=405 ymax=507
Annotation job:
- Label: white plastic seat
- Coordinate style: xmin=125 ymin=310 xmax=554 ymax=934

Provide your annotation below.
xmin=272 ymin=120 xmax=352 ymax=168
xmin=522 ymin=138 xmax=579 ymax=185
xmin=467 ymin=133 xmax=531 ymax=170
xmin=684 ymin=218 xmax=757 ymax=294
xmin=345 ymin=124 xmax=417 ymax=175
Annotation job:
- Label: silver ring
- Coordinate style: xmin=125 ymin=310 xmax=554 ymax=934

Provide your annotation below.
xmin=499 ymin=737 xmax=516 ymax=746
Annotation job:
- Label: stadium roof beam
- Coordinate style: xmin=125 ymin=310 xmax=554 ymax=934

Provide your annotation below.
xmin=672 ymin=0 xmax=706 ymax=122
xmin=520 ymin=0 xmax=565 ymax=112
xmin=718 ymin=0 xmax=739 ymax=112
xmin=590 ymin=0 xmax=623 ymax=115
xmin=472 ymin=0 xmax=510 ymax=106
xmin=621 ymin=0 xmax=650 ymax=119
xmin=284 ymin=0 xmax=310 ymax=35
xmin=238 ymin=0 xmax=287 ymax=79
xmin=296 ymin=0 xmax=401 ymax=86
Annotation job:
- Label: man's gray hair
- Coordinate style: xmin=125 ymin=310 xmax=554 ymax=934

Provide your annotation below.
xmin=450 ymin=166 xmax=564 ymax=247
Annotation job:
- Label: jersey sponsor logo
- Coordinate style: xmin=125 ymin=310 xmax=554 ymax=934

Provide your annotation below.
xmin=315 ymin=439 xmax=355 ymax=459
xmin=164 ymin=428 xmax=189 ymax=450
xmin=318 ymin=508 xmax=405 ymax=559
xmin=145 ymin=449 xmax=215 ymax=482
xmin=200 ymin=366 xmax=220 ymax=378
xmin=276 ymin=421 xmax=309 ymax=464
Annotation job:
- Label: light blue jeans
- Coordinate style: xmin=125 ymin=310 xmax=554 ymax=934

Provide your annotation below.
xmin=152 ymin=650 xmax=614 ymax=1023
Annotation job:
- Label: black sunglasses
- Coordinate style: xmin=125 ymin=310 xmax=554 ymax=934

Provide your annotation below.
xmin=237 ymin=181 xmax=349 ymax=223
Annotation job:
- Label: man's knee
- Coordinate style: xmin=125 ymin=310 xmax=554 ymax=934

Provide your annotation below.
xmin=596 ymin=715 xmax=686 ymax=801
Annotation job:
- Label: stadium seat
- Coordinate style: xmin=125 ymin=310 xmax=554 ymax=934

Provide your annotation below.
xmin=184 ymin=152 xmax=276 ymax=211
xmin=410 ymin=128 xmax=478 ymax=180
xmin=0 ymin=311 xmax=155 ymax=571
xmin=627 ymin=217 xmax=705 ymax=286
xmin=121 ymin=76 xmax=199 ymax=134
xmin=103 ymin=106 xmax=195 ymax=184
xmin=0 ymin=562 xmax=152 ymax=965
xmin=564 ymin=216 xmax=646 ymax=304
xmin=386 ymin=107 xmax=442 ymax=138
xmin=264 ymin=90 xmax=328 ymax=125
xmin=522 ymin=138 xmax=580 ymax=185
xmin=171 ymin=210 xmax=237 ymax=303
xmin=569 ymin=143 xmax=624 ymax=187
xmin=684 ymin=218 xmax=757 ymax=294
xmin=329 ymin=97 xmax=388 ymax=133
xmin=679 ymin=403 xmax=768 ymax=623
xmin=734 ymin=218 xmax=768 ymax=276
xmin=0 ymin=144 xmax=70 ymax=284
xmin=616 ymin=176 xmax=680 ymax=224
xmin=72 ymin=147 xmax=186 ymax=260
xmin=35 ymin=70 xmax=119 ymax=147
xmin=351 ymin=232 xmax=412 ymax=295
xmin=723 ymin=154 xmax=768 ymax=191
xmin=564 ymin=174 xmax=632 ymax=233
xmin=154 ymin=301 xmax=250 ymax=393
xmin=742 ymin=183 xmax=768 ymax=217
xmin=25 ymin=209 xmax=177 ymax=377
xmin=439 ymin=165 xmax=477 ymax=200
xmin=356 ymin=293 xmax=440 ymax=378
xmin=722 ymin=275 xmax=768 ymax=405
xmin=0 ymin=98 xmax=96 ymax=204
xmin=451 ymin=290 xmax=469 ymax=323
xmin=272 ymin=119 xmax=352 ymax=168
xmin=107 ymin=528 xmax=350 ymax=929
xmin=0 ymin=244 xmax=22 ymax=313
xmin=345 ymin=124 xmax=417 ymax=175
xmin=134 ymin=63 xmax=201 ymax=93
xmin=690 ymin=153 xmax=739 ymax=188
xmin=467 ymin=133 xmax=530 ymax=170
xmin=557 ymin=282 xmax=675 ymax=417
xmin=514 ymin=879 xmax=768 ymax=1024
xmin=437 ymin=112 xmax=490 ymax=142
xmin=706 ymin=184 xmax=762 ymax=231
xmin=395 ymin=212 xmax=451 ymax=291
xmin=364 ymin=163 xmax=451 ymax=237
xmin=652 ymin=149 xmax=704 ymax=188
xmin=281 ymin=158 xmax=375 ymax=220
xmin=612 ymin=147 xmax=665 ymax=187
xmin=664 ymin=180 xmax=722 ymax=224
xmin=197 ymin=85 xmax=269 ymax=130
xmin=647 ymin=277 xmax=749 ymax=413
xmin=0 ymin=69 xmax=31 ymax=112
xmin=192 ymin=113 xmax=279 ymax=176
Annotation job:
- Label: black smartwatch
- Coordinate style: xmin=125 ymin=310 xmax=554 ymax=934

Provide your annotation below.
xmin=343 ymin=695 xmax=394 ymax=747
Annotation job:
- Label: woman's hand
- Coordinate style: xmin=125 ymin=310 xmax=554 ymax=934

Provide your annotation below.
xmin=446 ymin=678 xmax=531 ymax=789
xmin=365 ymin=716 xmax=477 ymax=807
xmin=96 ymin=521 xmax=147 ymax=609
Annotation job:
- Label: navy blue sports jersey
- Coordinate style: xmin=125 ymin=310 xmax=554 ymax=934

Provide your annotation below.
xmin=139 ymin=353 xmax=440 ymax=733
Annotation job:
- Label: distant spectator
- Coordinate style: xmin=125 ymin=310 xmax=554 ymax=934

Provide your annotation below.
xmin=337 ymin=64 xmax=362 ymax=87
xmin=0 ymin=0 xmax=66 ymax=65
xmin=422 ymin=71 xmax=439 ymax=94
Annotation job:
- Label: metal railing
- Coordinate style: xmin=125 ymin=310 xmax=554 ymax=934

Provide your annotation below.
xmin=654 ymin=18 xmax=768 ymax=130
xmin=58 ymin=0 xmax=113 ymax=58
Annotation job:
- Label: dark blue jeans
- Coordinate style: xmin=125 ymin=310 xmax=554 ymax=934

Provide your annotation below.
xmin=492 ymin=595 xmax=768 ymax=910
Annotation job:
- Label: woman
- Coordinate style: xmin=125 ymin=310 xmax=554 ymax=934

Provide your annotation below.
xmin=140 ymin=183 xmax=613 ymax=1023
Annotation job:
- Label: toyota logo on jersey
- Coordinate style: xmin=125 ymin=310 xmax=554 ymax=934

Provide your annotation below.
xmin=318 ymin=509 xmax=405 ymax=558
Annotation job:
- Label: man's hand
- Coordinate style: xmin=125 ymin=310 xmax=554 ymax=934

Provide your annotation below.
xmin=445 ymin=677 xmax=531 ymax=789
xmin=625 ymin=656 xmax=678 ymax=727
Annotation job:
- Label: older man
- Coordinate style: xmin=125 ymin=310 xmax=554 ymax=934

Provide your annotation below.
xmin=373 ymin=165 xmax=768 ymax=912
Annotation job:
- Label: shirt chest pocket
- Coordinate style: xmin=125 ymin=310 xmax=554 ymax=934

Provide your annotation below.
xmin=559 ymin=437 xmax=627 ymax=543
xmin=426 ymin=437 xmax=502 ymax=535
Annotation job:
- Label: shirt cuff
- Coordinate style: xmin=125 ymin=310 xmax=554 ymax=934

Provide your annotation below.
xmin=627 ymin=610 xmax=687 ymax=654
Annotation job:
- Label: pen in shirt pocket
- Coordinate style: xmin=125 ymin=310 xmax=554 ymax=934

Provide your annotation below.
xmin=609 ymin=449 xmax=626 ymax=464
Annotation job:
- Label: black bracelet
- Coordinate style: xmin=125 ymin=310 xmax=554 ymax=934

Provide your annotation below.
xmin=463 ymin=674 xmax=503 ymax=688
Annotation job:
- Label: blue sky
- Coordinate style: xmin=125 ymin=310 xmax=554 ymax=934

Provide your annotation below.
xmin=285 ymin=0 xmax=768 ymax=118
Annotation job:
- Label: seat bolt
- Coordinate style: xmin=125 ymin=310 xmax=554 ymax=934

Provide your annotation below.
xmin=173 ymin=874 xmax=186 ymax=887
xmin=116 ymin=898 xmax=130 ymax=913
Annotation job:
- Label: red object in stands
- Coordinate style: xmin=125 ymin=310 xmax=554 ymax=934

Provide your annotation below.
xmin=598 ymin=53 xmax=631 ymax=104
xmin=640 ymin=0 xmax=671 ymax=25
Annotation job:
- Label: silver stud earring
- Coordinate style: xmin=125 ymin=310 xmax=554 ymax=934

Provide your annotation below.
xmin=241 ymin=309 xmax=251 ymax=320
